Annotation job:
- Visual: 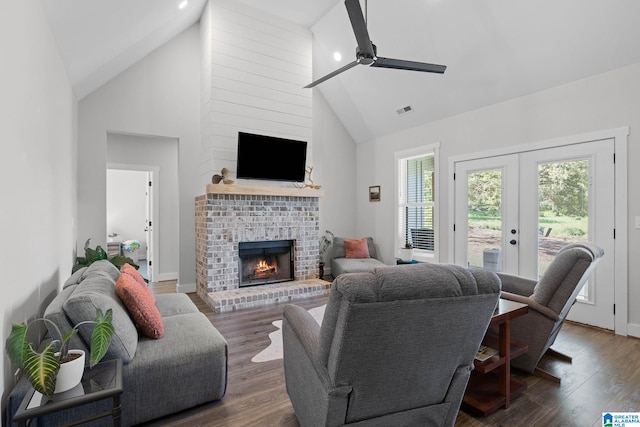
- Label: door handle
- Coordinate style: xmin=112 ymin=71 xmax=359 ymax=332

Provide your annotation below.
xmin=509 ymin=239 xmax=517 ymax=245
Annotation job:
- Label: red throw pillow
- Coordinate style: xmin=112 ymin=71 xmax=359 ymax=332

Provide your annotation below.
xmin=344 ymin=238 xmax=370 ymax=259
xmin=116 ymin=273 xmax=164 ymax=339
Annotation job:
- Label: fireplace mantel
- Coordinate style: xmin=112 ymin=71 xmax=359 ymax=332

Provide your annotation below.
xmin=206 ymin=184 xmax=325 ymax=198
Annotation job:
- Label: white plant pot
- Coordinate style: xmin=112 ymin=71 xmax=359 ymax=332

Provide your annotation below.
xmin=399 ymin=248 xmax=414 ymax=262
xmin=54 ymin=349 xmax=85 ymax=394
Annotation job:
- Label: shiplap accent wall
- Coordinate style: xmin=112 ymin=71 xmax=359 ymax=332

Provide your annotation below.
xmin=200 ymin=0 xmax=313 ymax=187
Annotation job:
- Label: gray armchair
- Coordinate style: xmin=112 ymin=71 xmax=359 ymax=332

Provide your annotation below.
xmin=283 ymin=263 xmax=501 ymax=427
xmin=497 ymin=242 xmax=604 ymax=382
xmin=329 ymin=236 xmax=385 ymax=277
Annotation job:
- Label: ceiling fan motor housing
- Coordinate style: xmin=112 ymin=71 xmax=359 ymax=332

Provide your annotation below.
xmin=357 ymin=43 xmax=377 ymax=64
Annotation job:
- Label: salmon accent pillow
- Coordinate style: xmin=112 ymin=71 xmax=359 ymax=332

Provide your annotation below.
xmin=120 ymin=263 xmax=153 ymax=302
xmin=344 ymin=238 xmax=371 ymax=259
xmin=116 ymin=273 xmax=164 ymax=339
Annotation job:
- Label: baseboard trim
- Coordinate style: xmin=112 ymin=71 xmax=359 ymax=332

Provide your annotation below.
xmin=627 ymin=323 xmax=640 ymax=338
xmin=155 ymin=272 xmax=178 ymax=282
xmin=177 ymin=282 xmax=196 ymax=293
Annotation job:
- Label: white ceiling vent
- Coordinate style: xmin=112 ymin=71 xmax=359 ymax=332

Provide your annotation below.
xmin=396 ymin=105 xmax=413 ymax=117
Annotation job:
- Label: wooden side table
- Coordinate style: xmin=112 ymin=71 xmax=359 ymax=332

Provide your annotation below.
xmin=462 ymin=299 xmax=529 ymax=417
xmin=13 ymin=358 xmax=123 ymax=427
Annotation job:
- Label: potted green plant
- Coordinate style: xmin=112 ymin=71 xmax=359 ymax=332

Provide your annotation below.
xmin=74 ymin=238 xmax=139 ymax=274
xmin=5 ymin=308 xmax=114 ymax=397
xmin=399 ymin=242 xmax=414 ymax=262
xmin=319 ymin=230 xmax=334 ymax=279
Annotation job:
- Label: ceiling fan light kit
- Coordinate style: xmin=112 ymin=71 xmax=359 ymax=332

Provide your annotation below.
xmin=305 ymin=0 xmax=446 ymax=88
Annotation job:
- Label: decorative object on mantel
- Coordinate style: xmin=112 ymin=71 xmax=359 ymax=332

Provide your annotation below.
xmin=211 ymin=167 xmax=235 ymax=185
xmin=294 ymin=166 xmax=322 ymax=190
xmin=319 ymin=230 xmax=335 ymax=278
xmin=369 ymin=185 xmax=381 ymax=202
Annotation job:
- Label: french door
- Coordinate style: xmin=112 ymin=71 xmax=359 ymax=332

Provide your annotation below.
xmin=453 ymin=139 xmax=615 ymax=330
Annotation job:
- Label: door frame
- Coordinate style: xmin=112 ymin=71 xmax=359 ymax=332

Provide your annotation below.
xmin=447 ymin=126 xmax=629 ymax=335
xmin=107 ymin=163 xmax=160 ymax=283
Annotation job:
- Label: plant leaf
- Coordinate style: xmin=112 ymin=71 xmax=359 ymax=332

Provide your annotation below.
xmin=85 ymin=245 xmax=108 ymax=264
xmin=23 ymin=342 xmax=60 ymax=397
xmin=109 ymin=255 xmax=138 ymax=270
xmin=6 ymin=323 xmax=28 ymax=367
xmin=89 ymin=308 xmax=114 ymax=368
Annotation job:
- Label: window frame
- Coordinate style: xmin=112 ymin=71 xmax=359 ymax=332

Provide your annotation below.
xmin=395 ymin=143 xmax=440 ymax=263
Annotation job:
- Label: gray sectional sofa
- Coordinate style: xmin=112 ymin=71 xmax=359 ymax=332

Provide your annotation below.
xmin=7 ymin=260 xmax=227 ymax=426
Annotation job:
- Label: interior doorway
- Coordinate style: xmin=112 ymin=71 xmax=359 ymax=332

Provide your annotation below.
xmin=106 ymin=131 xmax=180 ymax=285
xmin=106 ymin=168 xmax=156 ymax=282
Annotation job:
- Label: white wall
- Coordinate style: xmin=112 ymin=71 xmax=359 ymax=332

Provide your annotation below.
xmin=107 ymin=133 xmax=180 ymax=280
xmin=78 ymin=24 xmax=200 ymax=292
xmin=0 ymin=0 xmax=77 ymax=415
xmin=356 ymin=63 xmax=640 ymax=329
xmin=312 ymin=90 xmax=358 ymax=267
xmin=200 ymin=0 xmax=312 ymax=188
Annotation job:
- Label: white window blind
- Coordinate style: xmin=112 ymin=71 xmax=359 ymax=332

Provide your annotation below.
xmin=398 ymin=153 xmax=435 ymax=252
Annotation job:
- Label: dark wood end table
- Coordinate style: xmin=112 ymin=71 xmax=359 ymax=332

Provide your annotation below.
xmin=13 ymin=358 xmax=123 ymax=427
xmin=462 ymin=299 xmax=529 ymax=417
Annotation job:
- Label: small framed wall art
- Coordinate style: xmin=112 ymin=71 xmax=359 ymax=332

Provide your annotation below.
xmin=369 ymin=185 xmax=381 ymax=202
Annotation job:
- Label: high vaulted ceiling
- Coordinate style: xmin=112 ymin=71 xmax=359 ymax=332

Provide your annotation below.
xmin=40 ymin=0 xmax=640 ymax=143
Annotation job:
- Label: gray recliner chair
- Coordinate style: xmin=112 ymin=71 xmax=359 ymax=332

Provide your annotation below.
xmin=497 ymin=242 xmax=604 ymax=382
xmin=283 ymin=263 xmax=501 ymax=427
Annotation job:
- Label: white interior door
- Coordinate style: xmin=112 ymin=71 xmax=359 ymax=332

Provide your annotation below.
xmin=454 ymin=140 xmax=615 ymax=330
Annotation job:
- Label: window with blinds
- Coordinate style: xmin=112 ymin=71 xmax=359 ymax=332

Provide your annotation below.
xmin=398 ymin=153 xmax=435 ymax=252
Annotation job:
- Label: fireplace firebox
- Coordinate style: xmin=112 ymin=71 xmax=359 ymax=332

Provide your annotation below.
xmin=238 ymin=240 xmax=294 ymax=287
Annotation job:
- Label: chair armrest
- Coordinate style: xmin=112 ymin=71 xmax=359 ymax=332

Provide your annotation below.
xmin=284 ymin=304 xmax=321 ymax=355
xmin=501 ymin=292 xmax=560 ymax=322
xmin=497 ymin=273 xmax=537 ymax=296
xmin=283 ymin=304 xmax=340 ymax=391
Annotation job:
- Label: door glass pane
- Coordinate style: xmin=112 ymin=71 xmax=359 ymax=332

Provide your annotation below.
xmin=538 ymin=159 xmax=590 ymax=299
xmin=467 ymin=169 xmax=503 ymax=271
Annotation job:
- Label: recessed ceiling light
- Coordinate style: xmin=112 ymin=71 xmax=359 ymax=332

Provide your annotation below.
xmin=179 ymin=0 xmax=188 ymax=9
xmin=333 ymin=52 xmax=342 ymax=62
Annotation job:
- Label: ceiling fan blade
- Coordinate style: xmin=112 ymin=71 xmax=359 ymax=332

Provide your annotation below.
xmin=344 ymin=0 xmax=374 ymax=59
xmin=304 ymin=60 xmax=359 ymax=88
xmin=372 ymin=57 xmax=447 ymax=74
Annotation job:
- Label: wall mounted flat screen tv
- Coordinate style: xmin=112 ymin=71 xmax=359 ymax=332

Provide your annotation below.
xmin=236 ymin=132 xmax=307 ymax=182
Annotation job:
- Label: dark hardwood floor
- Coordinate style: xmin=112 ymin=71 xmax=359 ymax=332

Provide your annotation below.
xmin=140 ymin=291 xmax=640 ymax=427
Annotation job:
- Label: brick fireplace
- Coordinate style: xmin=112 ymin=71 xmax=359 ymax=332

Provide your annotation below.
xmin=195 ymin=185 xmax=329 ymax=312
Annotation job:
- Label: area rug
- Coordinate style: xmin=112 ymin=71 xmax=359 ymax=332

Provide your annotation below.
xmin=251 ymin=304 xmax=326 ymax=363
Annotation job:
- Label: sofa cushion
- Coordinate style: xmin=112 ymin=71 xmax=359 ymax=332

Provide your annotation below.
xmin=332 ymin=257 xmax=386 ymax=277
xmin=44 ymin=284 xmax=89 ymax=354
xmin=155 ymin=293 xmax=200 ymax=317
xmin=344 ymin=238 xmax=370 ymax=259
xmin=63 ymin=267 xmax=87 ymax=289
xmin=63 ymin=276 xmax=138 ymax=363
xmin=116 ymin=273 xmax=164 ymax=339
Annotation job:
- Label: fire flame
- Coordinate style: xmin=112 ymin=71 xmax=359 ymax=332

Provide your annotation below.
xmin=253 ymin=259 xmax=277 ymax=278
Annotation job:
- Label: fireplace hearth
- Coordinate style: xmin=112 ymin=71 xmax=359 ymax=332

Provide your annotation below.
xmin=239 ymin=240 xmax=294 ymax=287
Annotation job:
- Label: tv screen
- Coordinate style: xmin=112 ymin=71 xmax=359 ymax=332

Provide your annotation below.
xmin=236 ymin=132 xmax=308 ymax=182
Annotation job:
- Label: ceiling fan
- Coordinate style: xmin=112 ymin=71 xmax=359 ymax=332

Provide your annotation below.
xmin=305 ymin=0 xmax=447 ymax=88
